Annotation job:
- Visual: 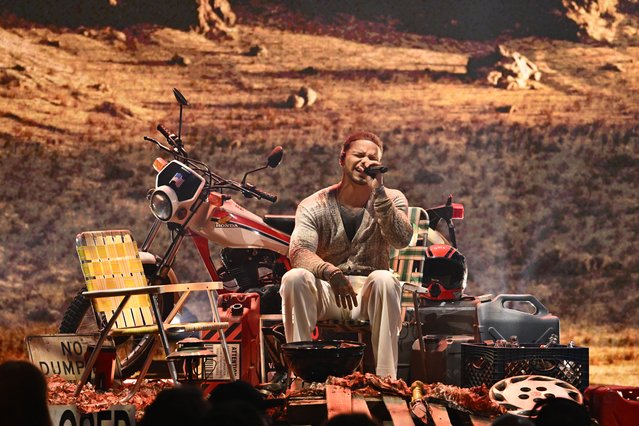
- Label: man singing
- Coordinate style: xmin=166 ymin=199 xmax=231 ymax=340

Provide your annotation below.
xmin=279 ymin=131 xmax=413 ymax=378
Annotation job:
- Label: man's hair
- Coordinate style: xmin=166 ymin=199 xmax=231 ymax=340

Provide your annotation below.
xmin=340 ymin=131 xmax=384 ymax=160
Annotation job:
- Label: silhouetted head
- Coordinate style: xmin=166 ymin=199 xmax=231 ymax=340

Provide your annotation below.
xmin=208 ymin=380 xmax=277 ymax=413
xmin=531 ymin=397 xmax=591 ymax=426
xmin=205 ymin=400 xmax=267 ymax=426
xmin=0 ymin=360 xmax=52 ymax=426
xmin=140 ymin=386 xmax=209 ymax=426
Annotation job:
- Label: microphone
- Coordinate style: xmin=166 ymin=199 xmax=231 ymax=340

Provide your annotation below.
xmin=364 ymin=165 xmax=388 ymax=177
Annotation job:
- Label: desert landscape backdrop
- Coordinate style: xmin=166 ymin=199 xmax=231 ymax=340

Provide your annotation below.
xmin=0 ymin=0 xmax=637 ymax=385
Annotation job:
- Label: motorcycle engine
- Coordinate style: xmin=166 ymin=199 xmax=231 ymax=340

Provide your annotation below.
xmin=218 ymin=248 xmax=285 ymax=314
xmin=219 ymin=248 xmax=281 ymax=289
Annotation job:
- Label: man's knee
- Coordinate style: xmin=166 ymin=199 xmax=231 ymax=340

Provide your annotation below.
xmin=366 ymin=270 xmax=401 ymax=303
xmin=367 ymin=270 xmax=399 ymax=288
xmin=280 ymin=268 xmax=315 ymax=295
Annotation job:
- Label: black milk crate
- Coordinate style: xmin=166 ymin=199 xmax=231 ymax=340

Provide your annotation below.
xmin=461 ymin=343 xmax=589 ymax=391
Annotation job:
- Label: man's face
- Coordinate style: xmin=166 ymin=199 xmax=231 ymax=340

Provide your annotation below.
xmin=340 ymin=139 xmax=382 ymax=186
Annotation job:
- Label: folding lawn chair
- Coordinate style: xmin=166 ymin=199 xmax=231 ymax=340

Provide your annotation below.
xmin=74 ymin=230 xmax=234 ymax=400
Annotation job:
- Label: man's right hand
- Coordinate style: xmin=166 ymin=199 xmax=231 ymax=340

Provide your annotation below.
xmin=328 ymin=271 xmax=358 ymax=310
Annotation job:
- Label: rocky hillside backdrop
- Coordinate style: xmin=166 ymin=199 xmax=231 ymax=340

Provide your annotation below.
xmin=0 ymin=0 xmax=637 ymax=328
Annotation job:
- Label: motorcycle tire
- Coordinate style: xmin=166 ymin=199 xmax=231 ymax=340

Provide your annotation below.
xmin=58 ymin=263 xmax=174 ymax=379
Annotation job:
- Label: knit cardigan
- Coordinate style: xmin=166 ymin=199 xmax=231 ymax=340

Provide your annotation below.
xmin=289 ymin=183 xmax=413 ymax=280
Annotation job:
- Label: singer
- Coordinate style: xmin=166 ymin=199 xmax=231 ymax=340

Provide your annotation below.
xmin=280 ymin=131 xmax=413 ymax=378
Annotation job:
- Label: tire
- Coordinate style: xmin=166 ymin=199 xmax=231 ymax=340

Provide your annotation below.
xmin=59 ymin=263 xmax=174 ymax=379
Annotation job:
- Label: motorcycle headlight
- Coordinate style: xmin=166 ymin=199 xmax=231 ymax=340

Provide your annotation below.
xmin=150 ymin=186 xmax=178 ymax=221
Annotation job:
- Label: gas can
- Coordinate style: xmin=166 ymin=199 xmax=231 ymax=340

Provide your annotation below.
xmin=477 ymin=294 xmax=560 ymax=344
xmin=585 ymin=385 xmax=639 ymax=426
xmin=201 ymin=292 xmax=261 ymax=393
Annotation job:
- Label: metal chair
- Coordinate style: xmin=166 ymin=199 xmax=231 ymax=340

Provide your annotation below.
xmin=73 ymin=230 xmax=235 ymax=400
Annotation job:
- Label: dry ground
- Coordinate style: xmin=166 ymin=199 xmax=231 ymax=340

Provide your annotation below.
xmin=0 ymin=6 xmax=638 ymax=385
xmin=563 ymin=323 xmax=639 ymax=386
xmin=1 ymin=22 xmax=638 ymax=144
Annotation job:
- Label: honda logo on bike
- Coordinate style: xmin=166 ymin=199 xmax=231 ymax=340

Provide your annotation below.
xmin=169 ymin=172 xmax=185 ymax=188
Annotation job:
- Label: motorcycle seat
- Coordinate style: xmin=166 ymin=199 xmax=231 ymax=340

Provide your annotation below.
xmin=263 ymin=214 xmax=295 ymax=235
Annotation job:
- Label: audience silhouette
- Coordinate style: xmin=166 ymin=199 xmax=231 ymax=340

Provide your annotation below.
xmin=139 ymin=386 xmax=209 ymax=426
xmin=531 ymin=397 xmax=592 ymax=426
xmin=0 ymin=360 xmax=53 ymax=426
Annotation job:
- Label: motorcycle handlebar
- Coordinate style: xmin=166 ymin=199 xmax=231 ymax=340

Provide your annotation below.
xmin=148 ymin=129 xmax=279 ymax=203
xmin=144 ymin=136 xmax=172 ymax=153
xmin=252 ymin=187 xmax=278 ymax=203
xmin=240 ymin=182 xmax=277 ymax=203
xmin=157 ymin=124 xmax=175 ymax=145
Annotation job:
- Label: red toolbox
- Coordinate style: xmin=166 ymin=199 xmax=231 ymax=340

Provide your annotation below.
xmin=585 ymin=385 xmax=639 ymax=426
xmin=201 ymin=292 xmax=261 ymax=393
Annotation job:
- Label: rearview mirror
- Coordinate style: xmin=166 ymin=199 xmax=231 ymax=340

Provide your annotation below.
xmin=173 ymin=88 xmax=190 ymax=107
xmin=267 ymin=146 xmax=283 ymax=168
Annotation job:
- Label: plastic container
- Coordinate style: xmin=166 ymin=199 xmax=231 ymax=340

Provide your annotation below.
xmin=477 ymin=294 xmax=560 ymax=344
xmin=584 ymin=385 xmax=639 ymax=426
xmin=461 ymin=343 xmax=589 ymax=391
xmin=410 ymin=334 xmax=475 ymax=385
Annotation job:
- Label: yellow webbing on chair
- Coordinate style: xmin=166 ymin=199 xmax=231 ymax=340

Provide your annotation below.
xmin=76 ymin=230 xmax=154 ymax=329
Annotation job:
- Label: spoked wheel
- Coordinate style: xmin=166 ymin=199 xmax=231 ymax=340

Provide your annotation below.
xmin=489 ymin=375 xmax=583 ymax=417
xmin=58 ymin=264 xmax=174 ymax=379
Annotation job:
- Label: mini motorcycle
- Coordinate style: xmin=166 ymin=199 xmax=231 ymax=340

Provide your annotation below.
xmin=60 ymin=88 xmax=293 ymax=377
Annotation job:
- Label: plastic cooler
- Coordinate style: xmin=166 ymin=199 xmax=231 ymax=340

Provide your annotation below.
xmin=477 ymin=294 xmax=560 ymax=344
xmin=461 ymin=343 xmax=589 ymax=391
xmin=584 ymin=385 xmax=639 ymax=426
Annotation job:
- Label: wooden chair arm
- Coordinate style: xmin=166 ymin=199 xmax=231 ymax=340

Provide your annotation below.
xmin=152 ymin=282 xmax=224 ymax=294
xmin=82 ymin=282 xmax=224 ymax=299
xmin=83 ymin=286 xmax=160 ymax=298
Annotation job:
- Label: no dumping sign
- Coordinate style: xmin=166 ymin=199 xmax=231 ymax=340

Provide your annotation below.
xmin=26 ymin=334 xmax=113 ymax=380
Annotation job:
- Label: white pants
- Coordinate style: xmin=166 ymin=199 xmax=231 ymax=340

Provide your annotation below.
xmin=279 ymin=268 xmax=402 ymax=379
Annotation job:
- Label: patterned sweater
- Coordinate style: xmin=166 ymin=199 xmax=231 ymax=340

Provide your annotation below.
xmin=289 ymin=183 xmax=413 ymax=280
